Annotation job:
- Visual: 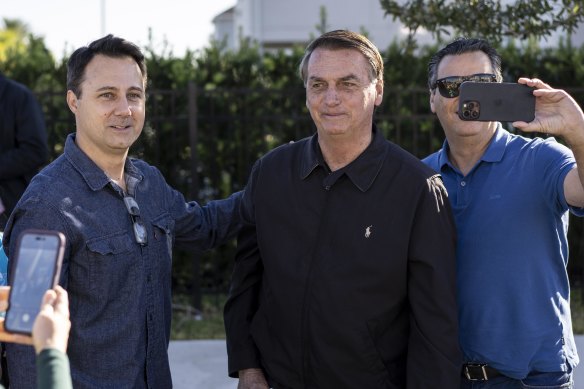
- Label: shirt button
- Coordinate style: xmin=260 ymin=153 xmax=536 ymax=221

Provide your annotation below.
xmin=461 ymin=181 xmax=467 ymax=187
xmin=147 ymin=275 xmax=152 ymax=283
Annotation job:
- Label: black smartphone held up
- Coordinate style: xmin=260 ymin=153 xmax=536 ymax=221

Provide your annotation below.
xmin=458 ymin=82 xmax=535 ymax=122
xmin=5 ymin=229 xmax=65 ymax=335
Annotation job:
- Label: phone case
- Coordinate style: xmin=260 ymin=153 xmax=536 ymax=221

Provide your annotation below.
xmin=458 ymin=82 xmax=535 ymax=122
xmin=5 ymin=229 xmax=66 ymax=335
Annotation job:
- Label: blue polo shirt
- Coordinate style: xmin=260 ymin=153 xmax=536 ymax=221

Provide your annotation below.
xmin=423 ymin=125 xmax=583 ymax=379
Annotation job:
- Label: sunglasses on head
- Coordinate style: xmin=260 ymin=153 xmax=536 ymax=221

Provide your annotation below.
xmin=432 ymin=73 xmax=497 ymax=98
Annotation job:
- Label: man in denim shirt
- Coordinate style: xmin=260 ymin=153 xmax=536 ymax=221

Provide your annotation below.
xmin=2 ymin=35 xmax=242 ymax=389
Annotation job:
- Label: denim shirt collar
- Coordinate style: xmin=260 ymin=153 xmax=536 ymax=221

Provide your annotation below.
xmin=299 ymin=124 xmax=387 ymax=192
xmin=63 ymin=133 xmax=143 ymax=192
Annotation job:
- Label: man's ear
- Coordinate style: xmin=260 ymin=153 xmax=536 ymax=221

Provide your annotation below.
xmin=429 ymin=89 xmax=437 ymax=114
xmin=66 ymin=90 xmax=79 ymax=113
xmin=374 ymin=79 xmax=384 ymax=106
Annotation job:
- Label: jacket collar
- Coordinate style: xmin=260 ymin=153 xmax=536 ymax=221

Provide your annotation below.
xmin=0 ymin=73 xmax=8 ymax=97
xmin=299 ymin=124 xmax=387 ymax=192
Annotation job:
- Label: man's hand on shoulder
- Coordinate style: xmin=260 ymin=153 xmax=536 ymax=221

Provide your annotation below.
xmin=238 ymin=368 xmax=269 ymax=389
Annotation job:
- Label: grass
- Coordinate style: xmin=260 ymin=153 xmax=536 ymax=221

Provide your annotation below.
xmin=169 ymin=288 xmax=584 ymax=340
xmin=171 ymin=293 xmax=227 ymax=340
xmin=571 ymin=286 xmax=584 ymax=334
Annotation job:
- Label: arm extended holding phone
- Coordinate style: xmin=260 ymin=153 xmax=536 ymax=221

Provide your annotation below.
xmin=513 ymin=77 xmax=584 ymax=208
xmin=456 ymin=78 xmax=584 ymax=208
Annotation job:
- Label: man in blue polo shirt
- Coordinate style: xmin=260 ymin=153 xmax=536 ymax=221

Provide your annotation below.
xmin=424 ymin=37 xmax=584 ymax=388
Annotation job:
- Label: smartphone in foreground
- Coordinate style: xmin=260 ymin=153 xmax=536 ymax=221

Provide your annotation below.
xmin=5 ymin=229 xmax=65 ymax=335
xmin=458 ymin=82 xmax=535 ymax=122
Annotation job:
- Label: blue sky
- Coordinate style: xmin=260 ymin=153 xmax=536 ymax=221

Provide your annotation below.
xmin=1 ymin=0 xmax=235 ymax=59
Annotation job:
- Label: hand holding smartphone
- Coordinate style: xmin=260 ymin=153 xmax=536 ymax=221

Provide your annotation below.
xmin=5 ymin=230 xmax=65 ymax=335
xmin=458 ymin=82 xmax=536 ymax=122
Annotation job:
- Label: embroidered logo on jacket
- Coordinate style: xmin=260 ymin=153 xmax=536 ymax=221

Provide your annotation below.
xmin=365 ymin=225 xmax=373 ymax=238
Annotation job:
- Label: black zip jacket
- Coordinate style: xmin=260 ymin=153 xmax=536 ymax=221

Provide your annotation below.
xmin=0 ymin=73 xmax=48 ymax=227
xmin=225 ymin=128 xmax=461 ymax=388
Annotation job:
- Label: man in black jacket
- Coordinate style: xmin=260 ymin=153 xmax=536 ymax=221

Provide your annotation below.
xmin=0 ymin=72 xmax=48 ymax=229
xmin=224 ymin=30 xmax=462 ymax=388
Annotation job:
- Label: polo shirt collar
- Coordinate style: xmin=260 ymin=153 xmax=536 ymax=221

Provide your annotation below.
xmin=481 ymin=123 xmax=508 ymax=163
xmin=64 ymin=133 xmax=143 ymax=192
xmin=437 ymin=123 xmax=508 ymax=170
xmin=299 ymin=124 xmax=387 ymax=192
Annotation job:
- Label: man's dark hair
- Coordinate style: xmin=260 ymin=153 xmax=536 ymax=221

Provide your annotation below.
xmin=298 ymin=29 xmax=384 ymax=88
xmin=67 ymin=34 xmax=147 ymax=98
xmin=427 ymin=37 xmax=503 ymax=90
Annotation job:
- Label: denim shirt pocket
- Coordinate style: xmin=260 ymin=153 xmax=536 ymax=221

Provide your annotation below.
xmin=151 ymin=213 xmax=174 ymax=262
xmin=85 ymin=231 xmax=134 ymax=294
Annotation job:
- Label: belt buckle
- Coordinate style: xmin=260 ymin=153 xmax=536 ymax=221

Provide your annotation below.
xmin=464 ymin=363 xmax=488 ymax=381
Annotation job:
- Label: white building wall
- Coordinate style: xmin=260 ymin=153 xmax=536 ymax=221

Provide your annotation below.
xmin=232 ymin=0 xmax=251 ymax=45
xmin=220 ymin=0 xmax=426 ymax=51
xmin=212 ymin=8 xmax=236 ymax=49
xmin=258 ymin=0 xmax=407 ymax=49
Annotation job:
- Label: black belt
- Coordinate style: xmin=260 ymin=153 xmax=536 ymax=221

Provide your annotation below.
xmin=462 ymin=363 xmax=504 ymax=381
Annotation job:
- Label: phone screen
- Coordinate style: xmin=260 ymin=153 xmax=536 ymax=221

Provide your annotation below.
xmin=5 ymin=230 xmax=65 ymax=334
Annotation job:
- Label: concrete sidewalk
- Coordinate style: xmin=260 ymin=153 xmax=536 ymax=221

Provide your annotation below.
xmin=169 ymin=340 xmax=236 ymax=389
xmin=170 ymin=338 xmax=584 ymax=388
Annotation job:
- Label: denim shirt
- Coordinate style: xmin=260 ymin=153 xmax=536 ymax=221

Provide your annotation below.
xmin=2 ymin=133 xmax=242 ymax=389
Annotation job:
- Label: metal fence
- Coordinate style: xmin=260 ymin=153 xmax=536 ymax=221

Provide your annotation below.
xmin=37 ymin=83 xmax=584 ymax=309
